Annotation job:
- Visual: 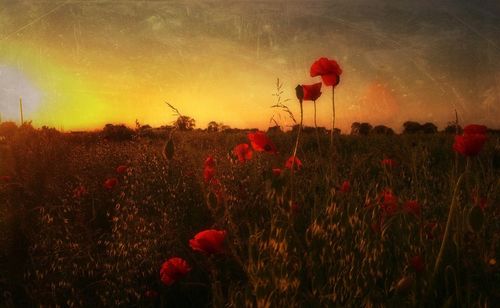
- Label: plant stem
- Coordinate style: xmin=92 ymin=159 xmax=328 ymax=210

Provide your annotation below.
xmin=433 ymin=172 xmax=465 ymax=277
xmin=313 ymin=100 xmax=322 ymax=157
xmin=290 ymin=100 xmax=303 ymax=202
xmin=292 ymin=100 xmax=303 ymax=162
xmin=330 ymin=87 xmax=335 ymax=148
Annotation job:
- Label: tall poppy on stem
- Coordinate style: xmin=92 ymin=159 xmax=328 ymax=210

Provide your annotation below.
xmin=302 ymin=82 xmax=323 ymax=156
xmin=310 ymin=57 xmax=342 ymax=147
xmin=292 ymin=85 xmax=305 ymax=168
xmin=287 ymin=85 xmax=305 ymax=207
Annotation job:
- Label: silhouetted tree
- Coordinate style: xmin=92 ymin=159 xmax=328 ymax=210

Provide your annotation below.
xmin=207 ymin=121 xmax=219 ymax=132
xmin=443 ymin=123 xmax=463 ymax=134
xmin=359 ymin=123 xmax=373 ymax=135
xmin=267 ymin=125 xmax=282 ymax=134
xmin=102 ymin=124 xmax=134 ymax=140
xmin=350 ymin=122 xmax=361 ymax=135
xmin=175 ymin=116 xmax=196 ymax=131
xmin=372 ymin=125 xmax=394 ymax=135
xmin=403 ymin=121 xmax=422 ymax=134
xmin=422 ymin=122 xmax=438 ymax=134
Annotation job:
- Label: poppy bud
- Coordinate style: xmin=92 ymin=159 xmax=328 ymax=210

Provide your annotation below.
xmin=295 ymin=85 xmax=304 ymax=101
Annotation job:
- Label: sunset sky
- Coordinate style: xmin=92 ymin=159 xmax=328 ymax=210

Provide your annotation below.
xmin=1 ymin=0 xmax=499 ymax=132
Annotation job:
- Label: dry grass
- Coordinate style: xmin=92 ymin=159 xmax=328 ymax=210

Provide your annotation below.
xmin=0 ymin=127 xmax=499 ymax=307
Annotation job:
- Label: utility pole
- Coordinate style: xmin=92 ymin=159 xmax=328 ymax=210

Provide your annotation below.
xmin=19 ymin=97 xmax=24 ymax=125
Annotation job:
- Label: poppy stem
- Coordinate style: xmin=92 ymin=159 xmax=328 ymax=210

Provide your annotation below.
xmin=433 ymin=171 xmax=465 ymax=279
xmin=290 ymin=99 xmax=303 ymax=202
xmin=330 ymin=87 xmax=335 ymax=149
xmin=292 ymin=100 xmax=303 ymax=164
xmin=314 ymin=100 xmax=322 ymax=157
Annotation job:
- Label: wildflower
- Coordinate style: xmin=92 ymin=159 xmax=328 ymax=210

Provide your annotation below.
xmin=73 ymin=185 xmax=88 ymax=199
xmin=453 ymin=124 xmax=487 ymax=157
xmin=233 ymin=143 xmax=253 ymax=163
xmin=285 ymin=155 xmax=302 ymax=171
xmin=378 ymin=189 xmax=398 ymax=216
xmin=116 ymin=165 xmax=128 ymax=174
xmin=463 ymin=124 xmax=487 ymax=135
xmin=103 ymin=178 xmax=118 ymax=189
xmin=489 ymin=258 xmax=497 ymax=266
xmin=248 ymin=131 xmax=277 ymax=153
xmin=189 ymin=229 xmax=227 ymax=255
xmin=203 ymin=155 xmax=216 ymax=183
xmin=204 ymin=156 xmax=215 ymax=168
xmin=301 ymin=83 xmax=322 ymax=101
xmin=0 ymin=175 xmax=12 ymax=182
xmin=453 ymin=134 xmax=487 ymax=156
xmin=403 ymin=200 xmax=421 ymax=217
xmin=381 ymin=158 xmax=397 ymax=168
xmin=203 ymin=167 xmax=215 ymax=183
xmin=310 ymin=57 xmax=342 ymax=87
xmin=160 ymin=257 xmax=191 ymax=286
xmin=339 ymin=180 xmax=350 ymax=193
xmin=409 ymin=255 xmax=425 ymax=273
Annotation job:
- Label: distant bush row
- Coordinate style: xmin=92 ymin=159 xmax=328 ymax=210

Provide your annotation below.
xmin=1 ymin=121 xmax=499 ymax=142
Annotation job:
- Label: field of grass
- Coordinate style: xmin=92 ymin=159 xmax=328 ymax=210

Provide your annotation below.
xmin=0 ymin=125 xmax=499 ymax=307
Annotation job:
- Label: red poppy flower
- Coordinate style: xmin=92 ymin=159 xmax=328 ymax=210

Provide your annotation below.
xmin=116 ymin=165 xmax=128 ymax=174
xmin=453 ymin=134 xmax=487 ymax=156
xmin=302 ymin=83 xmax=322 ymax=101
xmin=310 ymin=57 xmax=342 ymax=87
xmin=0 ymin=175 xmax=12 ymax=182
xmin=403 ymin=200 xmax=421 ymax=217
xmin=248 ymin=131 xmax=277 ymax=153
xmin=160 ymin=257 xmax=191 ymax=286
xmin=409 ymin=255 xmax=425 ymax=273
xmin=189 ymin=229 xmax=226 ymax=255
xmin=285 ymin=155 xmax=302 ymax=170
xmin=73 ymin=185 xmax=88 ymax=199
xmin=233 ymin=143 xmax=253 ymax=163
xmin=339 ymin=180 xmax=351 ymax=193
xmin=204 ymin=156 xmax=215 ymax=168
xmin=203 ymin=167 xmax=215 ymax=183
xmin=381 ymin=158 xmax=397 ymax=168
xmin=103 ymin=178 xmax=118 ymax=189
xmin=272 ymin=168 xmax=282 ymax=176
xmin=378 ymin=189 xmax=398 ymax=216
xmin=463 ymin=124 xmax=487 ymax=135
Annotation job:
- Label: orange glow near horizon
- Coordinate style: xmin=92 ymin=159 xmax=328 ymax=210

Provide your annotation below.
xmin=1 ymin=1 xmax=499 ymax=132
